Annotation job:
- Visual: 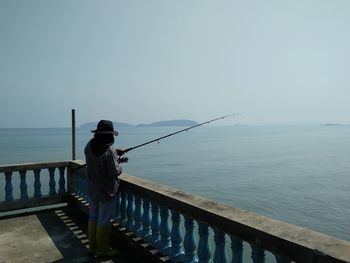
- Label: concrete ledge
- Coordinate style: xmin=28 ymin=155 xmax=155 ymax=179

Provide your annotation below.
xmin=0 ymin=161 xmax=71 ymax=173
xmin=0 ymin=194 xmax=69 ymax=213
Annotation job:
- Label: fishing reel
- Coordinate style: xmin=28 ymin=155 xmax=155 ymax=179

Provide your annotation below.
xmin=119 ymin=156 xmax=129 ymax=163
xmin=116 ymin=148 xmax=128 ymax=163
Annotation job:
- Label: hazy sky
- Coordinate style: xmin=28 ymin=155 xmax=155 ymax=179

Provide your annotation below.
xmin=1 ymin=0 xmax=349 ymax=127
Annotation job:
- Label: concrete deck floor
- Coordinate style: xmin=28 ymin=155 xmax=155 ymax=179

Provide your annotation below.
xmin=0 ymin=206 xmax=141 ymax=263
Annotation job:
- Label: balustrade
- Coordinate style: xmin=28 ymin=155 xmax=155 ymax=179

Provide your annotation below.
xmin=70 ymin=172 xmax=350 ymax=263
xmin=0 ymin=161 xmax=70 ymax=211
xmin=2 ymin=161 xmax=350 ymax=263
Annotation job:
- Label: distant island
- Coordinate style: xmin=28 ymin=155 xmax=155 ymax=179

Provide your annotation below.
xmin=79 ymin=119 xmax=198 ymax=128
xmin=79 ymin=121 xmax=133 ymax=129
xmin=137 ymin=120 xmax=198 ymax=127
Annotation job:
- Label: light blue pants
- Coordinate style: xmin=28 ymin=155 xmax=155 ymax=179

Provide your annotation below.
xmin=89 ymin=197 xmax=115 ymax=226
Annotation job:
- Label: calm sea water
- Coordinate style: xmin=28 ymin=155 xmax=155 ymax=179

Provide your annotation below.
xmin=0 ymin=125 xmax=349 ymax=242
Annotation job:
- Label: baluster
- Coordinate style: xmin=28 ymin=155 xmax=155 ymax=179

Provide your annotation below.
xmin=48 ymin=167 xmax=57 ymax=196
xmin=120 ymin=191 xmax=128 ymax=227
xmin=58 ymin=167 xmax=66 ymax=193
xmin=141 ymin=198 xmax=152 ymax=240
xmin=79 ymin=172 xmax=85 ymax=198
xmin=275 ymin=254 xmax=291 ymax=263
xmin=159 ymin=205 xmax=171 ymax=254
xmin=76 ymin=172 xmax=81 ymax=196
xmin=114 ymin=190 xmax=121 ymax=221
xmin=170 ymin=210 xmax=184 ymax=262
xmin=134 ymin=195 xmax=142 ymax=234
xmin=213 ymin=227 xmax=228 ymax=263
xmin=82 ymin=173 xmax=87 ymax=199
xmin=5 ymin=171 xmax=13 ymax=202
xmin=198 ymin=222 xmax=211 ymax=263
xmin=230 ymin=235 xmax=243 ymax=263
xmin=126 ymin=192 xmax=135 ymax=230
xmin=19 ymin=170 xmax=28 ymax=199
xmin=251 ymin=244 xmax=265 ymax=263
xmin=184 ymin=215 xmax=198 ymax=263
xmin=78 ymin=172 xmax=84 ymax=197
xmin=33 ymin=169 xmax=42 ymax=197
xmin=151 ymin=201 xmax=161 ymax=247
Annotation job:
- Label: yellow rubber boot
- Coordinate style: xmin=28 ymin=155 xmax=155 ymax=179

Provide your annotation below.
xmin=96 ymin=225 xmax=119 ymax=257
xmin=88 ymin=221 xmax=97 ymax=254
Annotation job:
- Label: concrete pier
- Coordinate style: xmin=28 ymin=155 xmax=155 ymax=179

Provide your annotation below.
xmin=0 ymin=207 xmax=140 ymax=263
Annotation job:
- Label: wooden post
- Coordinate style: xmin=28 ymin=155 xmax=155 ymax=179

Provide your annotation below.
xmin=71 ymin=109 xmax=76 ymax=160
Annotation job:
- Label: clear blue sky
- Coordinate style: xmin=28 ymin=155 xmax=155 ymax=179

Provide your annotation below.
xmin=1 ymin=0 xmax=349 ymax=128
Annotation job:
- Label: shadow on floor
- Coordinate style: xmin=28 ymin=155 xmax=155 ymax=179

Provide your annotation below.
xmin=35 ymin=206 xmax=140 ymax=263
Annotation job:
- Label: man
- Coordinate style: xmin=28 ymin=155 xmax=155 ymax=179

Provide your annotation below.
xmin=84 ymin=120 xmax=125 ymax=257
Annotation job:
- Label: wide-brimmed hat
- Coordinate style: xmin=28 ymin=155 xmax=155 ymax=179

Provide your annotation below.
xmin=91 ymin=120 xmax=119 ymax=136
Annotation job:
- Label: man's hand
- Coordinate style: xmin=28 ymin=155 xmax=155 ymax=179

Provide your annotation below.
xmin=116 ymin=149 xmax=125 ymax=156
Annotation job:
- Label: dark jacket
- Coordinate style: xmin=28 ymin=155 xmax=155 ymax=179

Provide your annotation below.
xmin=85 ymin=141 xmax=122 ymax=202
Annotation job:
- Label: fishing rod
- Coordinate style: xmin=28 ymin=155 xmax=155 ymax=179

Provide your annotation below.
xmin=120 ymin=113 xmax=238 ymax=156
xmin=74 ymin=114 xmax=238 ymax=168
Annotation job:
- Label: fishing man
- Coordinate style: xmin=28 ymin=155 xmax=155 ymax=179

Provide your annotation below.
xmin=84 ymin=120 xmax=126 ymax=257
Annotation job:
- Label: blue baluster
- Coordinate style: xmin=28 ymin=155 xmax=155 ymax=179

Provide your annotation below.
xmin=159 ymin=205 xmax=171 ymax=254
xmin=5 ymin=171 xmax=13 ymax=202
xmin=184 ymin=215 xmax=198 ymax=263
xmin=141 ymin=198 xmax=151 ymax=240
xmin=49 ymin=167 xmax=56 ymax=196
xmin=120 ymin=191 xmax=128 ymax=227
xmin=76 ymin=172 xmax=81 ymax=196
xmin=151 ymin=201 xmax=161 ymax=247
xmin=114 ymin=190 xmax=121 ymax=221
xmin=82 ymin=173 xmax=87 ymax=199
xmin=251 ymin=244 xmax=265 ymax=263
xmin=79 ymin=171 xmax=84 ymax=198
xmin=33 ymin=169 xmax=42 ymax=198
xmin=213 ymin=227 xmax=228 ymax=263
xmin=275 ymin=254 xmax=291 ymax=263
xmin=19 ymin=170 xmax=28 ymax=199
xmin=78 ymin=171 xmax=84 ymax=197
xmin=134 ymin=195 xmax=142 ymax=234
xmin=58 ymin=167 xmax=66 ymax=193
xmin=230 ymin=235 xmax=243 ymax=263
xmin=170 ymin=210 xmax=184 ymax=262
xmin=198 ymin=222 xmax=211 ymax=263
xmin=126 ymin=192 xmax=135 ymax=230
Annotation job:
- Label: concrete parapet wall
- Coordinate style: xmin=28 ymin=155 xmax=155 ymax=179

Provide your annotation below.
xmin=119 ymin=174 xmax=350 ymax=263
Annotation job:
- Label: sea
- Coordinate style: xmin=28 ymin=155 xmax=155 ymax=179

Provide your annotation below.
xmin=0 ymin=125 xmax=349 ymax=243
